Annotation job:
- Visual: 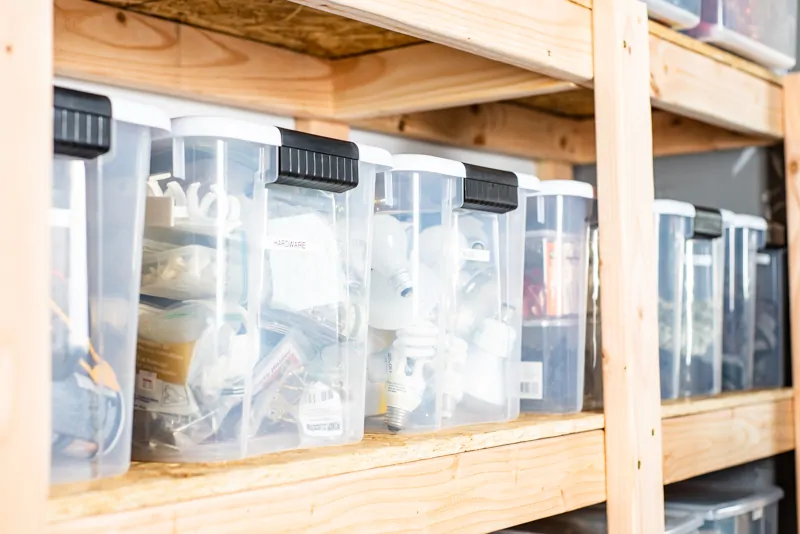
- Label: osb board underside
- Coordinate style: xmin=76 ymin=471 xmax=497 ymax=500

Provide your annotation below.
xmin=91 ymin=0 xmax=421 ymax=58
xmin=514 ymin=88 xmax=595 ymax=118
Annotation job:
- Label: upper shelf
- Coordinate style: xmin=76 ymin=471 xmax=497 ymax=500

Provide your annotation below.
xmin=63 ymin=0 xmax=783 ymax=163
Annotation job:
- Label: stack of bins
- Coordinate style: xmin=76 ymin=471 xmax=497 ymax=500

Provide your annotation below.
xmin=520 ymin=181 xmax=593 ymax=414
xmin=753 ymin=222 xmax=788 ymax=388
xmin=722 ymin=213 xmax=768 ymax=391
xmin=654 ymin=200 xmax=695 ymax=400
xmin=643 ymin=0 xmax=702 ymax=29
xmin=687 ymin=0 xmax=797 ymax=70
xmin=494 ymin=507 xmax=703 ymax=534
xmin=678 ymin=206 xmax=725 ymax=398
xmin=50 ymin=87 xmax=170 ymax=483
xmin=133 ymin=117 xmax=391 ymax=461
xmin=667 ymin=486 xmax=784 ymax=534
xmin=365 ymin=155 xmax=528 ymax=433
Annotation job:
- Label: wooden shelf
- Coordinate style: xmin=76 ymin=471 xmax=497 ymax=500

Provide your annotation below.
xmin=56 ymin=0 xmax=783 ymax=168
xmin=48 ymin=412 xmax=606 ymax=533
xmin=662 ymin=389 xmax=795 ymax=485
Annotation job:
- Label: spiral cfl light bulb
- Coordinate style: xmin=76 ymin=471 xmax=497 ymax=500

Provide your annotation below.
xmin=384 ymin=321 xmax=438 ymax=432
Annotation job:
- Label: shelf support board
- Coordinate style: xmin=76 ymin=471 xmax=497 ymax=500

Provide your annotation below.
xmin=782 ymin=71 xmax=800 ymax=520
xmin=0 ymin=1 xmax=53 ymax=533
xmin=593 ymin=1 xmax=665 ymax=533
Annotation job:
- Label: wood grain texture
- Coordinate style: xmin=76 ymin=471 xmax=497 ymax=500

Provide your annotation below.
xmin=57 ymin=0 xmax=334 ymax=117
xmin=49 ymin=430 xmax=606 ymax=534
xmin=661 ymin=388 xmax=794 ymax=419
xmin=287 ymin=0 xmax=595 ymax=83
xmin=663 ymin=398 xmax=795 ymax=484
xmin=649 ymin=32 xmax=783 ymax=138
xmin=572 ymin=110 xmax=775 ymax=163
xmin=354 ymin=103 xmax=587 ymax=163
xmin=94 ymin=0 xmax=421 ymax=58
xmin=332 ymin=43 xmax=576 ymax=120
xmin=50 ymin=411 xmax=604 ymax=522
xmin=294 ymin=118 xmax=350 ymax=139
xmin=537 ymin=161 xmax=575 ymax=180
xmin=0 ymin=0 xmax=53 ymax=533
xmin=592 ymin=2 xmax=664 ymax=533
xmin=782 ymin=72 xmax=800 ymax=521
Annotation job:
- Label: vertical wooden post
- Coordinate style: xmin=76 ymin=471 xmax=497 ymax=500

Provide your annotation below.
xmin=536 ymin=160 xmax=574 ymax=181
xmin=593 ymin=1 xmax=665 ymax=533
xmin=782 ymin=72 xmax=800 ymax=519
xmin=294 ymin=118 xmax=351 ymax=140
xmin=0 ymin=0 xmax=53 ymax=532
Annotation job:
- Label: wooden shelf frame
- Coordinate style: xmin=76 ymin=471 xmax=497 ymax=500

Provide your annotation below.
xmin=2 ymin=0 xmax=798 ymax=532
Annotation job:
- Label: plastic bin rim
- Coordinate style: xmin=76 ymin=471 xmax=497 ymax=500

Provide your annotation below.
xmin=390 ymin=153 xmax=534 ymax=185
xmin=108 ymin=94 xmax=171 ymax=131
xmin=525 ymin=179 xmax=593 ymax=199
xmin=166 ymin=115 xmax=391 ymax=167
xmin=664 ymin=510 xmax=704 ymax=534
xmin=732 ymin=213 xmax=768 ymax=231
xmin=667 ymin=487 xmax=784 ymax=521
xmin=653 ymin=199 xmax=695 ymax=218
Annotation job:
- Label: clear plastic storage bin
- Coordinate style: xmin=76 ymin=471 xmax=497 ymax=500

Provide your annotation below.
xmin=584 ymin=201 xmax=603 ymax=411
xmin=494 ymin=506 xmax=703 ymax=534
xmin=678 ymin=206 xmax=725 ymax=398
xmin=644 ymin=0 xmax=702 ymax=29
xmin=667 ymin=486 xmax=783 ymax=534
xmin=51 ymin=87 xmax=170 ymax=483
xmin=520 ymin=181 xmax=593 ymax=414
xmin=753 ymin=223 xmax=787 ymax=388
xmin=654 ymin=200 xmax=695 ymax=400
xmin=688 ymin=0 xmax=797 ymax=70
xmin=365 ymin=155 xmax=527 ymax=433
xmin=133 ymin=117 xmax=391 ymax=461
xmin=722 ymin=212 xmax=768 ymax=391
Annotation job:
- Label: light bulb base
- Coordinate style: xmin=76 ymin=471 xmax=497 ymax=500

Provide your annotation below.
xmin=385 ymin=406 xmax=412 ymax=433
xmin=389 ymin=270 xmax=413 ymax=298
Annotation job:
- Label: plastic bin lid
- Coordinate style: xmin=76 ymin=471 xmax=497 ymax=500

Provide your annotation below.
xmin=653 ymin=199 xmax=695 ymax=218
xmin=517 ymin=173 xmax=540 ymax=191
xmin=666 ymin=486 xmax=784 ymax=521
xmin=168 ymin=116 xmax=391 ymax=167
xmin=108 ymin=95 xmax=171 ymax=132
xmin=720 ymin=209 xmax=736 ymax=227
xmin=528 ymin=179 xmax=593 ymax=199
xmin=732 ymin=213 xmax=769 ymax=231
xmin=495 ymin=507 xmax=702 ymax=534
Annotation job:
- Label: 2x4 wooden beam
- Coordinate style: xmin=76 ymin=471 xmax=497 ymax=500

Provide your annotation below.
xmin=593 ymin=1 xmax=664 ymax=533
xmin=0 ymin=1 xmax=53 ymax=533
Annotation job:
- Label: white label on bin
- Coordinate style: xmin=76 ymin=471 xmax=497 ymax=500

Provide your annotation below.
xmin=757 ymin=253 xmax=771 ymax=266
xmin=299 ymin=382 xmax=344 ymax=438
xmin=691 ymin=254 xmax=714 ymax=267
xmin=520 ymin=362 xmax=543 ymax=400
xmin=752 ymin=507 xmax=763 ymax=520
xmin=459 ymin=248 xmax=491 ymax=263
xmin=263 ymin=236 xmax=320 ymax=252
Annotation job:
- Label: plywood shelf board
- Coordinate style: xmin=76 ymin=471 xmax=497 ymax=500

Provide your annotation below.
xmin=661 ymin=388 xmax=794 ymax=419
xmin=663 ymin=397 xmax=795 ymax=484
xmin=50 ymin=411 xmax=604 ymax=523
xmin=92 ymin=0 xmax=422 ymax=59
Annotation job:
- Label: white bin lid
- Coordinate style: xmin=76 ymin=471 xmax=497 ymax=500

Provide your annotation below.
xmin=109 ymin=95 xmax=171 ymax=132
xmin=653 ymin=199 xmax=695 ymax=218
xmin=720 ymin=208 xmax=736 ymax=227
xmin=732 ymin=213 xmax=768 ymax=231
xmin=530 ymin=180 xmax=593 ymax=198
xmin=667 ymin=486 xmax=784 ymax=521
xmin=169 ymin=116 xmax=391 ymax=167
xmin=391 ymin=154 xmax=535 ymax=187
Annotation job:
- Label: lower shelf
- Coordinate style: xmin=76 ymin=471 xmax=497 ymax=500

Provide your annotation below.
xmin=48 ymin=412 xmax=606 ymax=534
xmin=47 ymin=389 xmax=795 ymax=533
xmin=662 ymin=388 xmax=795 ymax=484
